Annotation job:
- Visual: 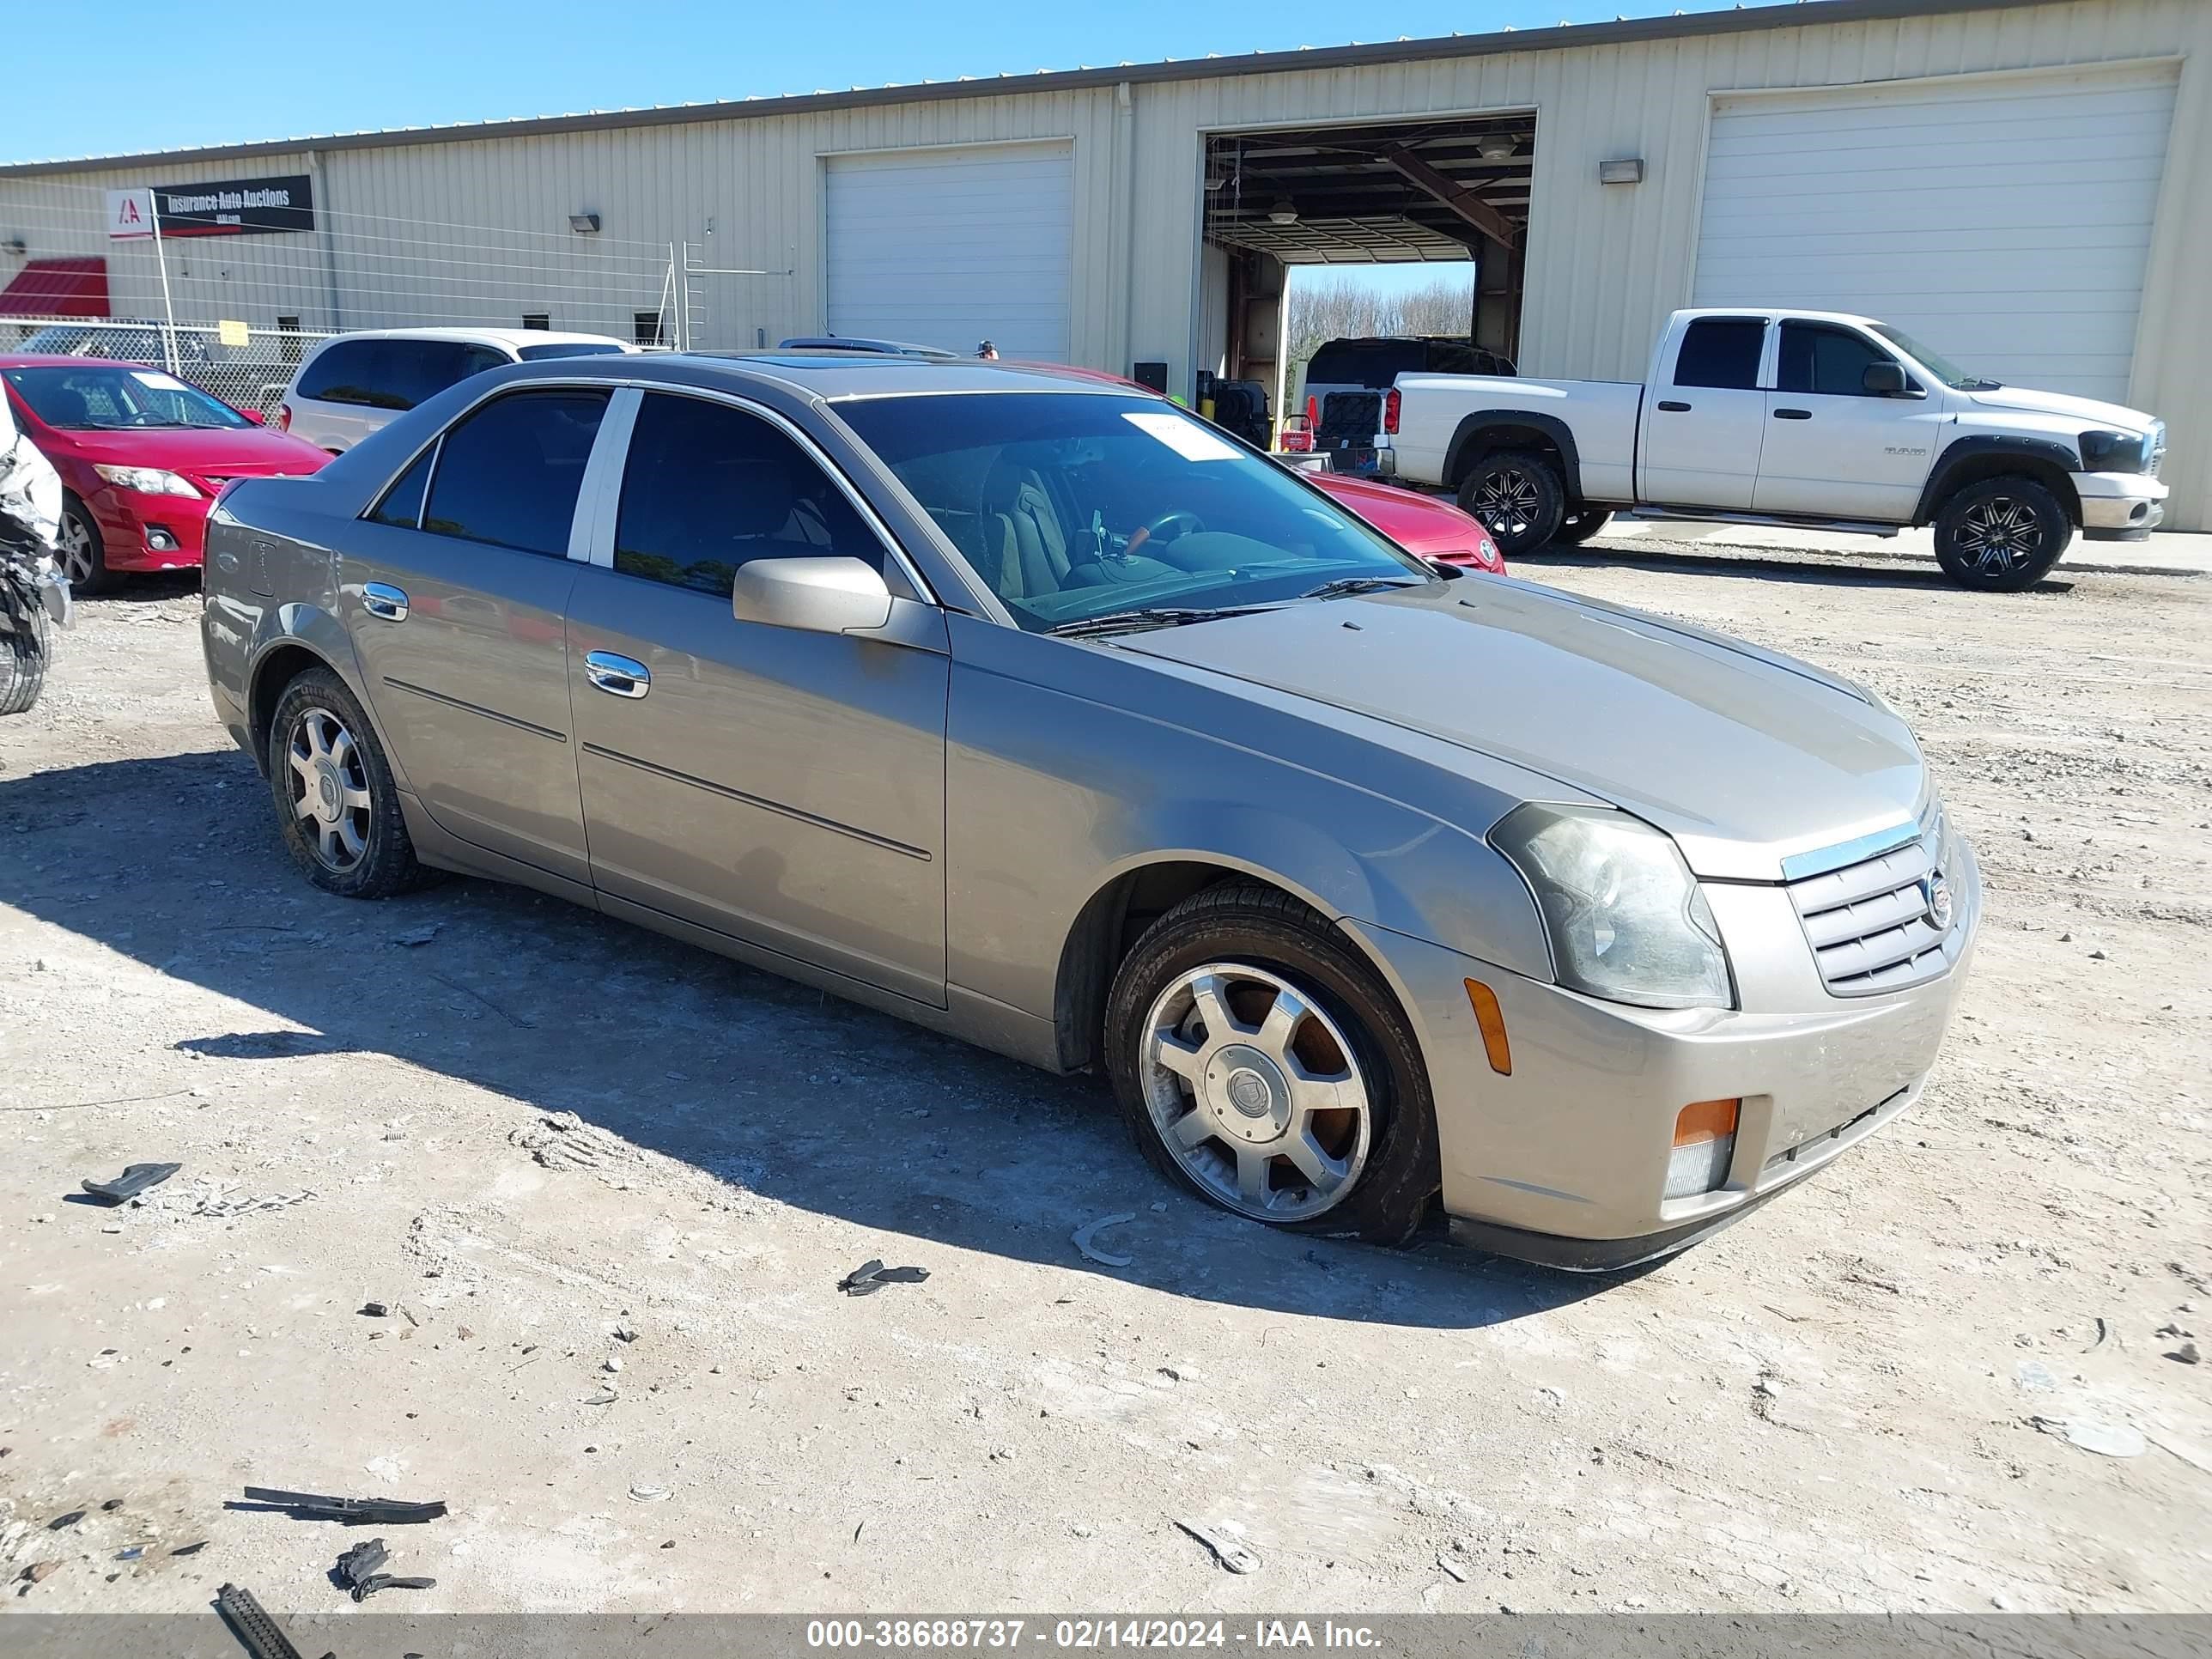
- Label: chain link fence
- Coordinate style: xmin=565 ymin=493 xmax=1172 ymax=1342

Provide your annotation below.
xmin=3 ymin=313 xmax=333 ymax=416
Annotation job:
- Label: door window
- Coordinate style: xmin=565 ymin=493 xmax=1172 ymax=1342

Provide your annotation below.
xmin=420 ymin=389 xmax=609 ymax=556
xmin=611 ymin=392 xmax=883 ymax=598
xmin=1673 ymin=318 xmax=1766 ymax=390
xmin=1778 ymin=323 xmax=1908 ymax=398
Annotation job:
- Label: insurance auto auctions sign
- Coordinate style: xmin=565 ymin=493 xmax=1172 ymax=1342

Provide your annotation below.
xmin=106 ymin=175 xmax=317 ymax=238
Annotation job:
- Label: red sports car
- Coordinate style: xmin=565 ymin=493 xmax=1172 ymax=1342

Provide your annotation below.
xmin=1 ymin=355 xmax=331 ymax=594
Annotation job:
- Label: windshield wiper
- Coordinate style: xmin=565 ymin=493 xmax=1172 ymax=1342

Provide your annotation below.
xmin=1048 ymin=605 xmax=1267 ymax=639
xmin=1296 ymin=575 xmax=1426 ymax=601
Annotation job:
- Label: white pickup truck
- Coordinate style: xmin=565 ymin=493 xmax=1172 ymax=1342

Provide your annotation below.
xmin=1381 ymin=307 xmax=2169 ymax=591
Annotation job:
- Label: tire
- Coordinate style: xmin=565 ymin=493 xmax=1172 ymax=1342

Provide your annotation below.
xmin=58 ymin=499 xmax=119 ymax=597
xmin=1933 ymin=476 xmax=2071 ymax=592
xmin=1103 ymin=882 xmax=1441 ymax=1245
xmin=1549 ymin=507 xmax=1614 ymax=547
xmin=1455 ymin=449 xmax=1565 ymax=557
xmin=0 ymin=585 xmax=51 ymax=716
xmin=266 ymin=666 xmax=431 ymax=899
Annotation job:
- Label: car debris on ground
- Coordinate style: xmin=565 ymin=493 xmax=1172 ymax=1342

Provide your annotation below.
xmin=1072 ymin=1212 xmax=1137 ymax=1268
xmin=838 ymin=1258 xmax=930 ymax=1296
xmin=334 ymin=1536 xmax=437 ymax=1601
xmin=239 ymin=1486 xmax=448 ymax=1524
xmin=78 ymin=1161 xmax=180 ymax=1205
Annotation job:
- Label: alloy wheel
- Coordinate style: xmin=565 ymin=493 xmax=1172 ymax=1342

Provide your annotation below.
xmin=1473 ymin=466 xmax=1540 ymax=539
xmin=58 ymin=514 xmax=97 ymax=587
xmin=284 ymin=707 xmax=374 ymax=873
xmin=1955 ymin=495 xmax=2044 ymax=574
xmin=1137 ymin=962 xmax=1372 ymax=1222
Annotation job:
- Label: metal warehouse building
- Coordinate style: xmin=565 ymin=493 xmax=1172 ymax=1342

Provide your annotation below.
xmin=3 ymin=0 xmax=2206 ymax=526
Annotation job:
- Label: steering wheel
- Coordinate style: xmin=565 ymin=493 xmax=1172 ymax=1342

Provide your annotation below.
xmin=1126 ymin=509 xmax=1204 ymax=556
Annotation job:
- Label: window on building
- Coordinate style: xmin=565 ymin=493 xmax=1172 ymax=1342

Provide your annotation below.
xmin=422 ymin=389 xmax=609 ymax=556
xmin=521 ymin=313 xmax=551 ymax=331
xmin=276 ymin=315 xmax=304 ymax=366
xmin=611 ymin=392 xmax=882 ymax=597
xmin=1672 ymin=318 xmax=1767 ymax=391
xmin=633 ymin=310 xmax=668 ymax=349
xmin=1778 ymin=322 xmax=1907 ymax=398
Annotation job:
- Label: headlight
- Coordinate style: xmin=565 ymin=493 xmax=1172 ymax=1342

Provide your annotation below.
xmin=2077 ymin=429 xmax=2150 ymax=473
xmin=92 ymin=464 xmax=200 ymax=498
xmin=1491 ymin=804 xmax=1734 ymax=1010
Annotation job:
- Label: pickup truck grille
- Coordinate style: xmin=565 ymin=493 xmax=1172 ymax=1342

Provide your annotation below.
xmin=1786 ymin=808 xmax=1966 ymax=997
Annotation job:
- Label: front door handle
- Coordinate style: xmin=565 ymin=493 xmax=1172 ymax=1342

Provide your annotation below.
xmin=1773 ymin=408 xmax=1814 ymax=421
xmin=1656 ymin=399 xmax=1691 ymax=412
xmin=585 ymin=650 xmax=651 ymax=698
xmin=362 ymin=582 xmax=409 ymax=621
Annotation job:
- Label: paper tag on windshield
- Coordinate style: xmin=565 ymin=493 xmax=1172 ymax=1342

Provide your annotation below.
xmin=1122 ymin=410 xmax=1239 ymax=462
xmin=130 ymin=370 xmax=189 ymax=392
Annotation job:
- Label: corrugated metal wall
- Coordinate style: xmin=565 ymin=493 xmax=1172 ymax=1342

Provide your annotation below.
xmin=4 ymin=0 xmax=2203 ymax=525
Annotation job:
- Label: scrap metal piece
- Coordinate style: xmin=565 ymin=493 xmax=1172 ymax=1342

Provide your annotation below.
xmin=80 ymin=1162 xmax=181 ymax=1205
xmin=215 ymin=1582 xmax=306 ymax=1659
xmin=240 ymin=1486 xmax=447 ymax=1525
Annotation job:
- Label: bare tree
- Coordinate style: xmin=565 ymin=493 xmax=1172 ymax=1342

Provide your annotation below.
xmin=1285 ymin=266 xmax=1476 ymax=392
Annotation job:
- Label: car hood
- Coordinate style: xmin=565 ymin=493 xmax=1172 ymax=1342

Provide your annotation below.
xmin=1116 ymin=580 xmax=1926 ymax=880
xmin=46 ymin=424 xmax=330 ymax=476
xmin=1964 ymin=384 xmax=2157 ymax=434
xmin=1310 ymin=474 xmax=1493 ymax=559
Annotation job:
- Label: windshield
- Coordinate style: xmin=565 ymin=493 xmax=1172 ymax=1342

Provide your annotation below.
xmin=1869 ymin=325 xmax=1998 ymax=391
xmin=833 ymin=392 xmax=1429 ymax=632
xmin=515 ymin=342 xmax=628 ymax=361
xmin=3 ymin=364 xmax=246 ymax=429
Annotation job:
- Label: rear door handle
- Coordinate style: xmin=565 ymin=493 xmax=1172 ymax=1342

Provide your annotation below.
xmin=1656 ymin=400 xmax=1692 ymax=412
xmin=1773 ymin=408 xmax=1814 ymax=421
xmin=585 ymin=650 xmax=651 ymax=698
xmin=362 ymin=582 xmax=409 ymax=621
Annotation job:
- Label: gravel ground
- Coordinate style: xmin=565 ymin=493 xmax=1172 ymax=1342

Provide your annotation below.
xmin=1 ymin=548 xmax=2207 ymax=1618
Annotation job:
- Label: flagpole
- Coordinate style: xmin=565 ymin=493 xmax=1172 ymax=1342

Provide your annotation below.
xmin=144 ymin=186 xmax=179 ymax=375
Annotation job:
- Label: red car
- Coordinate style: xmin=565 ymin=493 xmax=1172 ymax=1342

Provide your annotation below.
xmin=0 ymin=355 xmax=331 ymax=594
xmin=1307 ymin=470 xmax=1504 ymax=574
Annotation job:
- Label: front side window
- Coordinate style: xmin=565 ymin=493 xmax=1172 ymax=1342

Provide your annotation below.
xmin=2 ymin=364 xmax=246 ymax=429
xmin=834 ymin=392 xmax=1426 ymax=633
xmin=421 ymin=389 xmax=608 ymax=556
xmin=612 ymin=393 xmax=881 ymax=598
xmin=1778 ymin=324 xmax=1902 ymax=398
xmin=1673 ymin=318 xmax=1767 ymax=390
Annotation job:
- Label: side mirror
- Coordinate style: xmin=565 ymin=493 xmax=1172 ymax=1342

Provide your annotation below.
xmin=1863 ymin=362 xmax=1917 ymax=398
xmin=731 ymin=555 xmax=892 ymax=635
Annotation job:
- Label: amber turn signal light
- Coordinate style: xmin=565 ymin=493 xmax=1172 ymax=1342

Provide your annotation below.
xmin=1673 ymin=1098 xmax=1741 ymax=1146
xmin=1462 ymin=979 xmax=1512 ymax=1076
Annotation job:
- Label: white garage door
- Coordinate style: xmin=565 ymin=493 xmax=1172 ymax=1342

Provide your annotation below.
xmin=824 ymin=142 xmax=1073 ymax=362
xmin=1694 ymin=64 xmax=2178 ymax=404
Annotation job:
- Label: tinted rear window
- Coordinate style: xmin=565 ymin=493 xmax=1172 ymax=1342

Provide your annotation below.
xmin=1673 ymin=319 xmax=1767 ymax=390
xmin=1304 ymin=341 xmax=1424 ymax=388
xmin=422 ymin=389 xmax=609 ymax=556
xmin=296 ymin=338 xmax=509 ymax=410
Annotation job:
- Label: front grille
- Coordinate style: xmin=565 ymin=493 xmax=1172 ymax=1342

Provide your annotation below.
xmin=1786 ymin=808 xmax=1966 ymax=997
xmin=2148 ymin=422 xmax=2166 ymax=478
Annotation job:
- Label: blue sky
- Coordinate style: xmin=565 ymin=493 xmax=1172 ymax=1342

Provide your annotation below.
xmin=3 ymin=0 xmax=1745 ymax=166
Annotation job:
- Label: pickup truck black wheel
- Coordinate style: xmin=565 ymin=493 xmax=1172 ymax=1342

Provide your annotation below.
xmin=1105 ymin=882 xmax=1440 ymax=1246
xmin=1457 ymin=450 xmax=1565 ymax=556
xmin=1933 ymin=476 xmax=2070 ymax=592
xmin=1550 ymin=507 xmax=1614 ymax=546
xmin=268 ymin=667 xmax=433 ymax=899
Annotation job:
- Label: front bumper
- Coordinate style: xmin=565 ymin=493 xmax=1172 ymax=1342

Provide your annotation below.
xmin=1345 ymin=836 xmax=1981 ymax=1268
xmin=88 ymin=485 xmax=212 ymax=572
xmin=2075 ymin=470 xmax=2166 ymax=540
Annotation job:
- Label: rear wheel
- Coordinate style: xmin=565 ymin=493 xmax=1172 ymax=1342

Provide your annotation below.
xmin=58 ymin=500 xmax=118 ymax=597
xmin=1456 ymin=450 xmax=1565 ymax=557
xmin=1550 ymin=507 xmax=1613 ymax=546
xmin=1933 ymin=476 xmax=2070 ymax=592
xmin=1103 ymin=883 xmax=1440 ymax=1244
xmin=267 ymin=667 xmax=431 ymax=898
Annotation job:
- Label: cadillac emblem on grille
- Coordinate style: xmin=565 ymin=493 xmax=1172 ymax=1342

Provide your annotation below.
xmin=1922 ymin=871 xmax=1954 ymax=931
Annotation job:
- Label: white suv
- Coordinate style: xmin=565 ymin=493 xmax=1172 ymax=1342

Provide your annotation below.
xmin=278 ymin=327 xmax=636 ymax=453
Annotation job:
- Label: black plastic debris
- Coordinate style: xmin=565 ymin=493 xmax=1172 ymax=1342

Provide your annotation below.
xmin=47 ymin=1510 xmax=85 ymax=1530
xmin=172 ymin=1540 xmax=209 ymax=1557
xmin=80 ymin=1163 xmax=181 ymax=1206
xmin=216 ymin=1583 xmax=306 ymax=1659
xmin=238 ymin=1486 xmax=447 ymax=1525
xmin=838 ymin=1258 xmax=930 ymax=1296
xmin=360 ymin=1303 xmax=388 ymax=1318
xmin=334 ymin=1537 xmax=436 ymax=1601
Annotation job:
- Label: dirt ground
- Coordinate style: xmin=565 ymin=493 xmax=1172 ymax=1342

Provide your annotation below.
xmin=2 ymin=544 xmax=2207 ymax=1619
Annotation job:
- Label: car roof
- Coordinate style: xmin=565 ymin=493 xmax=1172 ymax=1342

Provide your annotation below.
xmin=657 ymin=351 xmax=1139 ymax=400
xmin=776 ymin=336 xmax=959 ymax=358
xmin=310 ymin=326 xmax=632 ymax=349
xmin=1674 ymin=306 xmax=1882 ymax=328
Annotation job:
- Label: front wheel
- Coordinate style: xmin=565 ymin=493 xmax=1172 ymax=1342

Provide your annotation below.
xmin=267 ymin=667 xmax=432 ymax=898
xmin=1933 ymin=477 xmax=2071 ymax=592
xmin=1456 ymin=450 xmax=1565 ymax=557
xmin=58 ymin=500 xmax=118 ymax=597
xmin=0 ymin=584 xmax=51 ymax=715
xmin=1550 ymin=507 xmax=1613 ymax=546
xmin=1103 ymin=883 xmax=1440 ymax=1244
